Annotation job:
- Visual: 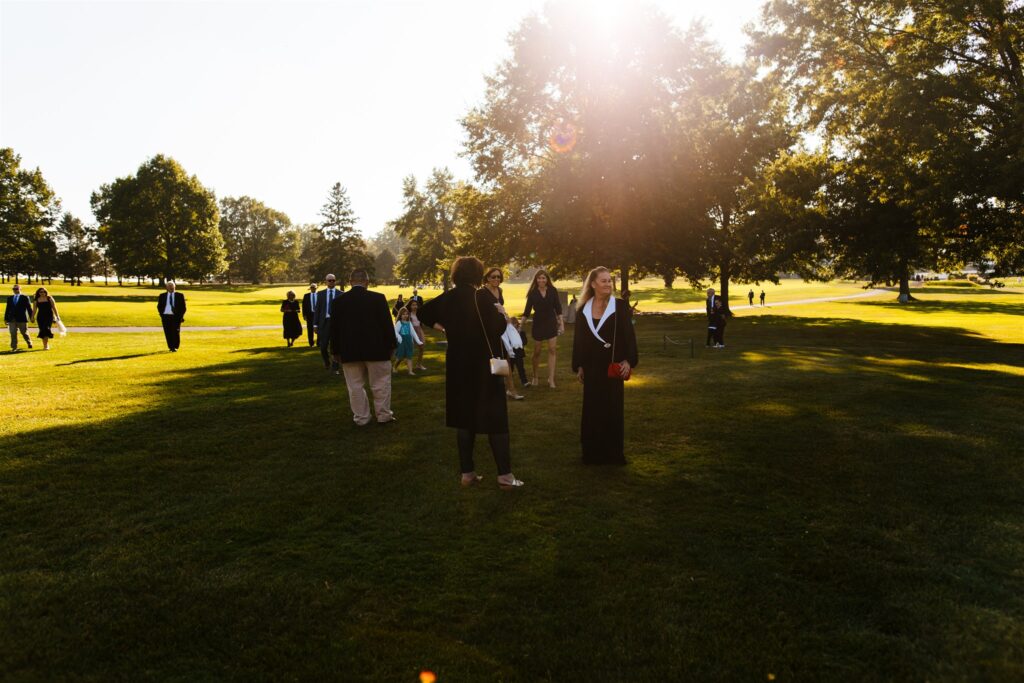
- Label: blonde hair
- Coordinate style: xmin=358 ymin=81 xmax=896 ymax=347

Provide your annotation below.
xmin=577 ymin=266 xmax=613 ymax=311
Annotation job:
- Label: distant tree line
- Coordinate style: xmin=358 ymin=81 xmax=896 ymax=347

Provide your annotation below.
xmin=0 ymin=151 xmax=383 ymax=286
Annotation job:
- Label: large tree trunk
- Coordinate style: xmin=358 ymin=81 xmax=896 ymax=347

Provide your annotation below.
xmin=897 ymin=259 xmax=916 ymax=303
xmin=719 ymin=260 xmax=732 ymax=316
xmin=620 ymin=265 xmax=631 ymax=297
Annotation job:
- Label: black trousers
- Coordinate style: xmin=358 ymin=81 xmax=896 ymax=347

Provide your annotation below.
xmin=706 ymin=326 xmax=715 ymax=346
xmin=318 ymin=323 xmax=336 ymax=368
xmin=511 ymin=348 xmax=528 ymax=384
xmin=305 ymin=318 xmax=315 ymax=346
xmin=161 ymin=315 xmax=181 ymax=350
xmin=457 ymin=429 xmax=511 ymax=476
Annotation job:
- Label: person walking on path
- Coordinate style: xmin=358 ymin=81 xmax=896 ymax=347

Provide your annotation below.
xmin=392 ymin=307 xmax=423 ymax=375
xmin=760 ymin=290 xmax=766 ymax=306
xmin=330 ymin=269 xmax=398 ymax=426
xmin=5 ymin=284 xmax=34 ymax=351
xmin=572 ymin=266 xmax=638 ymax=465
xmin=522 ymin=268 xmax=564 ymax=388
xmin=314 ymin=274 xmax=341 ymax=372
xmin=419 ymin=256 xmax=525 ymax=489
xmin=705 ymin=288 xmax=719 ymax=347
xmin=31 ymin=287 xmax=60 ymax=350
xmin=301 ymin=283 xmax=318 ymax=347
xmin=157 ymin=281 xmax=186 ymax=352
xmin=748 ymin=289 xmax=754 ymax=306
xmin=280 ymin=290 xmax=302 ymax=347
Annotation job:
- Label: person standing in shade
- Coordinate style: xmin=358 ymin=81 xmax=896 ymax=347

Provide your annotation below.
xmin=314 ymin=274 xmax=341 ymax=372
xmin=572 ymin=266 xmax=638 ymax=465
xmin=705 ymin=288 xmax=719 ymax=347
xmin=157 ymin=281 xmax=186 ymax=352
xmin=330 ymin=269 xmax=398 ymax=426
xmin=418 ymin=256 xmax=524 ymax=489
xmin=409 ymin=288 xmax=424 ymax=308
xmin=711 ymin=297 xmax=727 ymax=348
xmin=5 ymin=284 xmax=34 ymax=351
xmin=408 ymin=299 xmax=428 ymax=370
xmin=31 ymin=287 xmax=60 ymax=350
xmin=392 ymin=294 xmax=405 ymax=319
xmin=522 ymin=268 xmax=564 ymax=388
xmin=280 ymin=291 xmax=302 ymax=347
xmin=301 ymin=283 xmax=318 ymax=347
xmin=748 ymin=289 xmax=754 ymax=306
xmin=760 ymin=289 xmax=766 ymax=306
xmin=501 ymin=316 xmax=527 ymax=399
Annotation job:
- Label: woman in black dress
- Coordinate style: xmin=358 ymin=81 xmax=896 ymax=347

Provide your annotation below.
xmin=280 ymin=290 xmax=302 ymax=346
xmin=418 ymin=257 xmax=524 ymax=489
xmin=522 ymin=269 xmax=564 ymax=388
xmin=32 ymin=287 xmax=60 ymax=350
xmin=571 ymin=267 xmax=639 ymax=465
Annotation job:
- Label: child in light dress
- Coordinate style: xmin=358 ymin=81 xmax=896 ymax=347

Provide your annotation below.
xmin=393 ymin=307 xmax=423 ymax=375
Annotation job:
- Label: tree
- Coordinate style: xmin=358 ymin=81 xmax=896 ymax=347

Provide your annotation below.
xmin=751 ymin=0 xmax=1024 ymax=298
xmin=218 ymin=196 xmax=291 ymax=284
xmin=461 ymin=3 xmax=718 ymax=291
xmin=389 ymin=170 xmax=462 ymax=289
xmin=373 ymin=248 xmax=398 ymax=284
xmin=0 ymin=148 xmax=61 ymax=283
xmin=55 ymin=213 xmax=98 ymax=285
xmin=91 ymin=154 xmax=226 ymax=283
xmin=308 ymin=183 xmax=372 ymax=283
xmin=367 ymin=225 xmax=408 ymax=260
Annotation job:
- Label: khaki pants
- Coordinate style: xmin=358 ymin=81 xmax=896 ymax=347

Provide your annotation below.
xmin=341 ymin=360 xmax=393 ymax=425
xmin=8 ymin=321 xmax=30 ymax=349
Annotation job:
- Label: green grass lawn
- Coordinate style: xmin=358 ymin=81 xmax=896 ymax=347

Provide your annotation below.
xmin=1 ymin=285 xmax=1022 ymax=680
xmin=11 ymin=278 xmax=881 ymax=328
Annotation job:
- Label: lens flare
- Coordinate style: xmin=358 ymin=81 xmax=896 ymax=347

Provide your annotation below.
xmin=548 ymin=118 xmax=577 ymax=153
xmin=419 ymin=671 xmax=437 ymax=683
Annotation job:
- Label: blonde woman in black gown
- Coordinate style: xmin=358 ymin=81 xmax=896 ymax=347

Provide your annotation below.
xmin=571 ymin=267 xmax=638 ymax=465
xmin=32 ymin=287 xmax=60 ymax=350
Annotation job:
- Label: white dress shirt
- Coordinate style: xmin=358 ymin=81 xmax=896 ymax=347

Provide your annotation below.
xmin=163 ymin=292 xmax=175 ymax=315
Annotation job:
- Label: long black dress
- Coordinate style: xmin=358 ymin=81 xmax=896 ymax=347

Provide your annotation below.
xmin=281 ymin=300 xmax=302 ymax=339
xmin=35 ymin=300 xmax=54 ymax=339
xmin=419 ymin=285 xmax=509 ymax=434
xmin=571 ymin=298 xmax=639 ymax=465
xmin=523 ymin=286 xmax=562 ymax=341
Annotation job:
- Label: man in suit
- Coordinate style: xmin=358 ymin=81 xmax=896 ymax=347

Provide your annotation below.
xmin=705 ymin=288 xmax=718 ymax=347
xmin=331 ymin=268 xmax=398 ymax=426
xmin=157 ymin=280 xmax=186 ymax=352
xmin=4 ymin=284 xmax=34 ymax=351
xmin=409 ymin=288 xmax=424 ymax=308
xmin=301 ymin=282 xmax=318 ymax=347
xmin=314 ymin=273 xmax=341 ymax=372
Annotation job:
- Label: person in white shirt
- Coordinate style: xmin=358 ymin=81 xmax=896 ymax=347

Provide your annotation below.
xmin=156 ymin=281 xmax=186 ymax=352
xmin=313 ymin=274 xmax=341 ymax=372
xmin=501 ymin=316 xmax=528 ymax=399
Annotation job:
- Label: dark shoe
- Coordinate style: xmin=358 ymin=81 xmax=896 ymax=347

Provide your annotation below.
xmin=26 ymin=342 xmax=32 ymax=348
xmin=460 ymin=474 xmax=483 ymax=487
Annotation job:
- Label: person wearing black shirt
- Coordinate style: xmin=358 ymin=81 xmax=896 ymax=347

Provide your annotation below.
xmin=522 ymin=268 xmax=564 ymax=388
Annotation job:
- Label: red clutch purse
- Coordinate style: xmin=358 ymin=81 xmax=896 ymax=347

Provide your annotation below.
xmin=607 ymin=362 xmax=631 ymax=380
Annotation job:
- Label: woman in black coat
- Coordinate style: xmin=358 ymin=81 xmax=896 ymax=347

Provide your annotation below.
xmin=571 ymin=267 xmax=639 ymax=465
xmin=418 ymin=256 xmax=525 ymax=488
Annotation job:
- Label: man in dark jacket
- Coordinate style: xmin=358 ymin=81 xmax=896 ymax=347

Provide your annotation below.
xmin=301 ymin=282 xmax=317 ymax=347
xmin=331 ymin=269 xmax=398 ymax=425
xmin=5 ymin=284 xmax=34 ymax=351
xmin=156 ymin=281 xmax=186 ymax=352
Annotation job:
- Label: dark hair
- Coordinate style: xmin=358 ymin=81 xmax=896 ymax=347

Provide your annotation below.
xmin=484 ymin=267 xmax=504 ymax=283
xmin=528 ymin=268 xmax=554 ymax=294
xmin=350 ymin=268 xmax=369 ymax=283
xmin=451 ymin=256 xmax=485 ymax=287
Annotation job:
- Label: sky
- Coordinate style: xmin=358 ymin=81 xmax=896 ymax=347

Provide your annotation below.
xmin=1 ymin=0 xmax=765 ymax=237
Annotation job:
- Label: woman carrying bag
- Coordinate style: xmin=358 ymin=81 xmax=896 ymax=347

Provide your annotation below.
xmin=571 ymin=267 xmax=639 ymax=465
xmin=418 ymin=256 xmax=525 ymax=489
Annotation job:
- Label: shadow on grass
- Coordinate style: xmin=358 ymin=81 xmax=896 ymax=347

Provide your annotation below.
xmin=1 ymin=315 xmax=1023 ymax=680
xmin=56 ymin=352 xmax=163 ymax=366
xmin=853 ymin=297 xmax=1024 ymax=316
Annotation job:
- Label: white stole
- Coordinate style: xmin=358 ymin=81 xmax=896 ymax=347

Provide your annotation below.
xmin=583 ymin=297 xmax=616 ymax=348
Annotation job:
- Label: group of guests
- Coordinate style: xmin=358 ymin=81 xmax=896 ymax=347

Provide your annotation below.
xmin=4 ymin=284 xmax=61 ymax=351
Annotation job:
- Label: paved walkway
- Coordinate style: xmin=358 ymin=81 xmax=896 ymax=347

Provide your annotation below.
xmin=65 ymin=290 xmax=890 ymax=333
xmin=658 ymin=288 xmax=888 ymax=314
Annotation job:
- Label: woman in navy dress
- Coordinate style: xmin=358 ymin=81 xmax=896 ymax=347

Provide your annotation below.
xmin=571 ymin=267 xmax=638 ymax=465
xmin=32 ymin=287 xmax=59 ymax=350
xmin=522 ymin=269 xmax=563 ymax=388
xmin=280 ymin=291 xmax=303 ymax=346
